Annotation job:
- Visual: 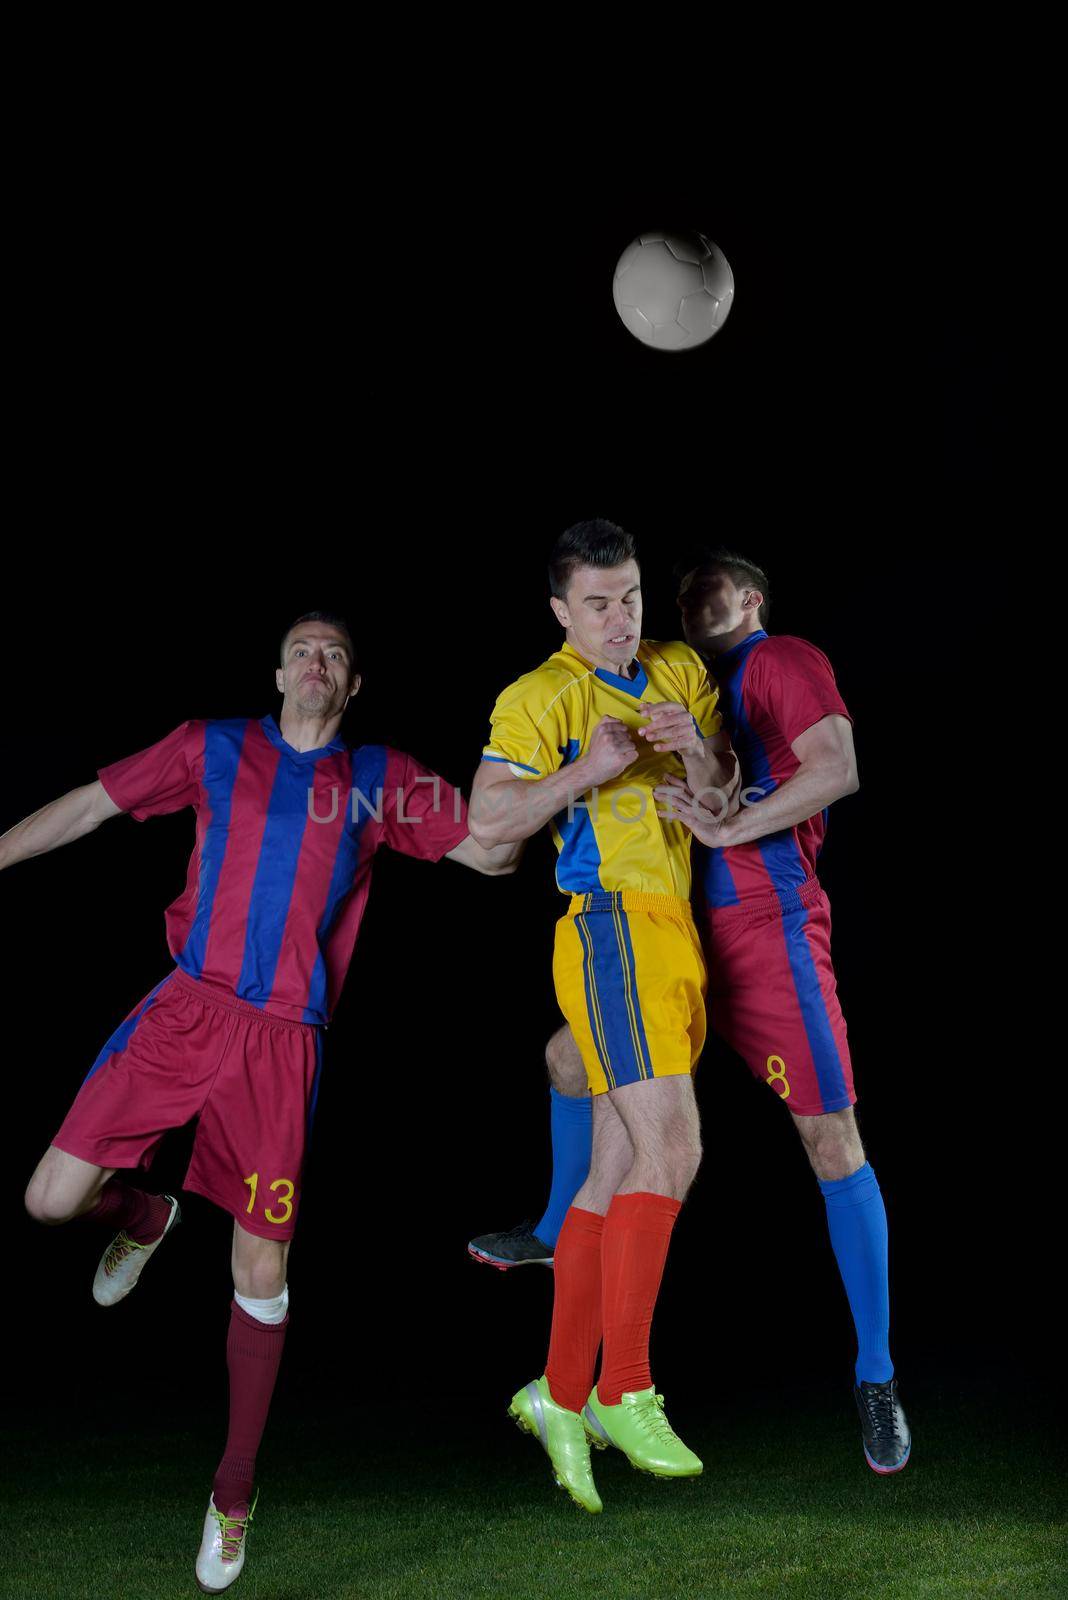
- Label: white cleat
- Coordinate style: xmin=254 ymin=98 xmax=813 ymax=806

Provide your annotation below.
xmin=196 ymin=1492 xmax=257 ymax=1593
xmin=92 ymin=1194 xmax=181 ymax=1307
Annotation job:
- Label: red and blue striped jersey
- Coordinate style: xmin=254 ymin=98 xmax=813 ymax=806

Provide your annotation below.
xmin=97 ymin=715 xmax=469 ymax=1023
xmin=699 ymin=632 xmax=852 ymax=908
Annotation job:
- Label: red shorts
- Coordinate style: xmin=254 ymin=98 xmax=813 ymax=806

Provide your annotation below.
xmin=703 ymin=877 xmax=854 ymax=1117
xmin=53 ymin=968 xmax=323 ymax=1240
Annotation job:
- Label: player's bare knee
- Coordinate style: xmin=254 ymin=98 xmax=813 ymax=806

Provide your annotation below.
xmin=809 ymin=1149 xmax=854 ymax=1183
xmin=25 ymin=1149 xmax=106 ymax=1226
xmin=545 ymin=1029 xmax=587 ymax=1098
xmin=802 ymin=1130 xmax=866 ymax=1183
xmin=234 ymin=1259 xmax=287 ymax=1299
xmin=794 ymin=1109 xmax=864 ymax=1184
xmin=574 ymin=1173 xmax=616 ymax=1216
xmin=640 ymin=1158 xmax=699 ymax=1204
xmin=24 ymin=1178 xmax=75 ymax=1226
xmin=834 ymin=1133 xmax=866 ymax=1181
xmin=633 ymin=1133 xmax=701 ymax=1200
xmin=232 ymin=1230 xmax=289 ymax=1299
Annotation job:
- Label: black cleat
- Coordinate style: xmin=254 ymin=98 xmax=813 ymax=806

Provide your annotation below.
xmin=467 ymin=1221 xmax=554 ymax=1270
xmin=854 ymin=1378 xmax=911 ymax=1474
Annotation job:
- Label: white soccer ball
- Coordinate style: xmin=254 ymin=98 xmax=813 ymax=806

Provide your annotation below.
xmin=613 ymin=231 xmax=734 ymax=351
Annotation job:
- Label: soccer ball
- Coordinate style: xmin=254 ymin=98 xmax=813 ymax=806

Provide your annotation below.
xmin=613 ymin=232 xmax=734 ymax=351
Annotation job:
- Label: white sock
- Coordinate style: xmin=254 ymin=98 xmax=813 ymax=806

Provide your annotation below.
xmin=234 ymin=1284 xmax=289 ymax=1325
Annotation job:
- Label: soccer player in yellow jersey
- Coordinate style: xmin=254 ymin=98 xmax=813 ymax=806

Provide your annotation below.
xmin=469 ymin=520 xmax=737 ymax=1511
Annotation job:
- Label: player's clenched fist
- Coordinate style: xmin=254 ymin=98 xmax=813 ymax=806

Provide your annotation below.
xmin=583 ymin=716 xmax=639 ymax=784
xmin=638 ymin=702 xmax=701 ymax=755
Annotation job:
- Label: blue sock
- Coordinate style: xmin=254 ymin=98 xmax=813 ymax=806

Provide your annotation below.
xmin=818 ymin=1162 xmax=894 ymax=1385
xmin=532 ymin=1087 xmax=593 ymax=1248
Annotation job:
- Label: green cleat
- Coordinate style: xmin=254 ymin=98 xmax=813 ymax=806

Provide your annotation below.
xmin=508 ymin=1376 xmax=603 ymax=1513
xmin=582 ymin=1386 xmax=703 ymax=1478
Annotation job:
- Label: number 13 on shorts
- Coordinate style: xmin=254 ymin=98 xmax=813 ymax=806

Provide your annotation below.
xmin=243 ymin=1171 xmax=295 ymax=1225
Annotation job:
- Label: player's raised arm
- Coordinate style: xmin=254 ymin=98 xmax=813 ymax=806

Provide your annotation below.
xmin=374 ymin=750 xmax=521 ymax=874
xmin=0 ymin=780 xmax=122 ymax=872
xmin=2 ymin=717 xmax=202 ymax=873
xmin=468 ymin=716 xmax=637 ymax=849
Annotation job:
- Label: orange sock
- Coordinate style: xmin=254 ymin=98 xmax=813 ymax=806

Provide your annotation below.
xmin=597 ymin=1191 xmax=681 ymax=1406
xmin=544 ymin=1206 xmax=605 ymax=1414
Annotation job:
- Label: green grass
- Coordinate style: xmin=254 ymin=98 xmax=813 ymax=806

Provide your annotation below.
xmin=2 ymin=1387 xmax=1064 ymax=1600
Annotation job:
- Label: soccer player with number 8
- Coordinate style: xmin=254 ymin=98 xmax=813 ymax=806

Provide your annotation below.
xmin=470 ymin=550 xmax=911 ymax=1478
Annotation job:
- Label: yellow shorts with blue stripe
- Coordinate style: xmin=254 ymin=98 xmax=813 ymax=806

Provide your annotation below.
xmin=552 ymin=891 xmax=707 ymax=1097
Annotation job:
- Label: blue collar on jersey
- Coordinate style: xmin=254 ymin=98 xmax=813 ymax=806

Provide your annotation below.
xmin=559 ymin=640 xmax=649 ymax=698
xmin=710 ymin=629 xmax=768 ymax=672
xmin=594 ymin=661 xmax=649 ymax=698
xmin=260 ymin=714 xmax=347 ymax=762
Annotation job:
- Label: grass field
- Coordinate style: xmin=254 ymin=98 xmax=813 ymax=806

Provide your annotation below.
xmin=2 ymin=1379 xmax=1064 ymax=1600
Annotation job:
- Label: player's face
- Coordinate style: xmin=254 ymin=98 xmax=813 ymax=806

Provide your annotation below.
xmin=551 ymin=561 xmax=642 ymax=671
xmin=275 ymin=625 xmax=360 ymax=718
xmin=677 ymin=567 xmax=750 ymax=651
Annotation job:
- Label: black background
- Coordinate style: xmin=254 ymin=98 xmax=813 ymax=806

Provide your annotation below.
xmin=3 ymin=118 xmax=1020 ymax=1444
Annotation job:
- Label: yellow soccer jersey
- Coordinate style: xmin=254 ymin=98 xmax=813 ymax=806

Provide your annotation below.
xmin=483 ymin=639 xmax=722 ymax=897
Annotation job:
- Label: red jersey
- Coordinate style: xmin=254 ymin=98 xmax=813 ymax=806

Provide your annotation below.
xmin=698 ymin=632 xmax=852 ymax=907
xmin=98 ymin=715 xmax=469 ymax=1023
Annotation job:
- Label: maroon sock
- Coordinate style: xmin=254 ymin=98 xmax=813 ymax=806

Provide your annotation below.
xmin=212 ymin=1302 xmax=289 ymax=1516
xmin=86 ymin=1179 xmax=172 ymax=1245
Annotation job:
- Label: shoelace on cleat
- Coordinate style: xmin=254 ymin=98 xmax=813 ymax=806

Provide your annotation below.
xmin=103 ymin=1233 xmax=146 ymax=1276
xmin=211 ymin=1497 xmax=256 ymax=1564
xmin=628 ymin=1393 xmax=680 ymax=1446
xmin=861 ymin=1385 xmax=902 ymax=1444
xmin=497 ymin=1221 xmax=537 ymax=1241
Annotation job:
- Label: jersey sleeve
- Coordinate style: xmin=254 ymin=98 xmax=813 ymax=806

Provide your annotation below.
xmin=482 ymin=672 xmax=572 ymax=780
xmin=97 ymin=720 xmax=203 ymax=821
xmin=380 ymin=750 xmax=469 ymax=861
xmin=750 ymin=640 xmax=853 ymax=745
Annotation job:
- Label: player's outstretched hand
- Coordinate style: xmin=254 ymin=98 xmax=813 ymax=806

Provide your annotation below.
xmin=654 ymin=774 xmax=730 ymax=845
xmin=584 ymin=716 xmax=639 ymax=784
xmin=638 ymin=702 xmax=701 ymax=756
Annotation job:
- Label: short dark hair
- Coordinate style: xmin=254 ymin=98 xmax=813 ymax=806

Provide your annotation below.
xmin=549 ymin=519 xmax=639 ymax=600
xmin=280 ymin=611 xmax=359 ymax=676
xmin=675 ymin=546 xmax=771 ymax=628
